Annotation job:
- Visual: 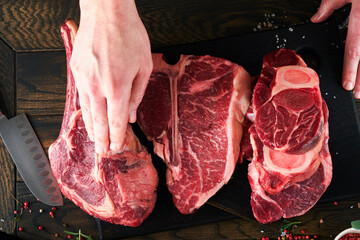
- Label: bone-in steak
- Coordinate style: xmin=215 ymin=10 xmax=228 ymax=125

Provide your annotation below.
xmin=137 ymin=54 xmax=252 ymax=214
xmin=48 ymin=19 xmax=158 ymax=227
xmin=246 ymin=49 xmax=332 ymax=224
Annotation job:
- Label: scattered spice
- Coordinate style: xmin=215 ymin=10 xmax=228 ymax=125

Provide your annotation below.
xmin=319 ymin=219 xmax=324 ymax=224
xmin=55 ymin=233 xmax=59 ymax=237
xmin=13 ymin=210 xmax=18 ymax=214
xmin=52 ymin=207 xmax=57 ymax=211
xmin=334 ymin=201 xmax=338 ymax=205
xmin=67 ymin=235 xmax=72 ymax=239
xmin=49 ymin=211 xmax=55 ymax=218
xmin=28 ymin=209 xmax=32 ymax=213
xmin=18 ymin=227 xmax=23 ymax=232
xmin=38 ymin=226 xmax=44 ymax=230
xmin=301 ymin=229 xmax=306 ymax=234
xmin=39 ymin=209 xmax=43 ymax=213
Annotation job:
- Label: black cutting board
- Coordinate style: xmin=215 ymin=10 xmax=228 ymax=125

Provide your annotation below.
xmin=159 ymin=20 xmax=360 ymax=218
xmin=101 ymin=20 xmax=360 ymax=238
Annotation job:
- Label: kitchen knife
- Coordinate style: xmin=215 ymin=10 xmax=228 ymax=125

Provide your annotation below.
xmin=0 ymin=111 xmax=63 ymax=206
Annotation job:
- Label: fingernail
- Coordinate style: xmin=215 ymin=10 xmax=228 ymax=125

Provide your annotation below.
xmin=110 ymin=143 xmax=122 ymax=152
xmin=344 ymin=81 xmax=354 ymax=90
xmin=129 ymin=110 xmax=137 ymax=123
xmin=311 ymin=12 xmax=319 ymax=22
xmin=354 ymin=91 xmax=360 ymax=99
xmin=95 ymin=145 xmax=107 ymax=155
xmin=95 ymin=145 xmax=102 ymax=154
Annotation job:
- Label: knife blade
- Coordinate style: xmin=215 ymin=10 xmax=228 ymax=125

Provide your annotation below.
xmin=0 ymin=111 xmax=63 ymax=206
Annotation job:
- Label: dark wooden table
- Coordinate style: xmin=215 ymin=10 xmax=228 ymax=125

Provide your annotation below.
xmin=0 ymin=0 xmax=359 ymax=239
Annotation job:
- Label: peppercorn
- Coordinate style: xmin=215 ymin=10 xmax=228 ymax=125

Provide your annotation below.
xmin=67 ymin=235 xmax=72 ymax=239
xmin=14 ymin=210 xmax=18 ymax=214
xmin=334 ymin=201 xmax=338 ymax=205
xmin=49 ymin=211 xmax=54 ymax=218
xmin=52 ymin=206 xmax=57 ymax=211
xmin=55 ymin=233 xmax=59 ymax=237
xmin=18 ymin=227 xmax=23 ymax=232
xmin=38 ymin=226 xmax=43 ymax=230
xmin=301 ymin=229 xmax=306 ymax=234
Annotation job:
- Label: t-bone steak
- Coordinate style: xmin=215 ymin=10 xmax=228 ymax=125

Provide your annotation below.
xmin=137 ymin=54 xmax=252 ymax=214
xmin=247 ymin=49 xmax=332 ymax=224
xmin=48 ymin=19 xmax=158 ymax=227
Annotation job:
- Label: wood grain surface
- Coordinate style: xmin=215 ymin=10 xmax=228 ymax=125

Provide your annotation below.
xmin=0 ymin=0 xmax=359 ymax=239
xmin=0 ymin=34 xmax=16 ymax=236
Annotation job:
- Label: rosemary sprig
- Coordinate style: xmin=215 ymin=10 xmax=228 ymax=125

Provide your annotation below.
xmin=280 ymin=219 xmax=301 ymax=233
xmin=64 ymin=229 xmax=93 ymax=240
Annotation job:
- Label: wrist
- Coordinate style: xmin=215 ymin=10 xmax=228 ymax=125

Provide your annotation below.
xmin=79 ymin=0 xmax=139 ymax=25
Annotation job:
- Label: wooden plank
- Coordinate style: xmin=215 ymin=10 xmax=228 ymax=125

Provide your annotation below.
xmin=16 ymin=182 xmax=99 ymax=240
xmin=0 ymin=38 xmax=15 ymax=117
xmin=0 ymin=35 xmax=16 ymax=234
xmin=0 ymin=0 xmax=324 ymax=51
xmin=0 ymin=138 xmax=15 ymax=234
xmin=0 ymin=0 xmax=79 ymax=51
xmin=16 ymin=51 xmax=67 ymax=116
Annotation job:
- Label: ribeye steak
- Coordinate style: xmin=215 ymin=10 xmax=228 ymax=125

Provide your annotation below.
xmin=48 ymin=19 xmax=158 ymax=227
xmin=246 ymin=49 xmax=332 ymax=223
xmin=137 ymin=54 xmax=252 ymax=214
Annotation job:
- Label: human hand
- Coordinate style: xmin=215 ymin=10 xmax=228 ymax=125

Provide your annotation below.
xmin=311 ymin=0 xmax=360 ymax=99
xmin=70 ymin=0 xmax=153 ymax=154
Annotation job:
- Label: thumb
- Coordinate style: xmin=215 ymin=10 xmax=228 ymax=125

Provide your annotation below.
xmin=311 ymin=0 xmax=348 ymax=23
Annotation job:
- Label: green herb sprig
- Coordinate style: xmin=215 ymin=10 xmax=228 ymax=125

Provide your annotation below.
xmin=64 ymin=229 xmax=93 ymax=240
xmin=280 ymin=219 xmax=301 ymax=233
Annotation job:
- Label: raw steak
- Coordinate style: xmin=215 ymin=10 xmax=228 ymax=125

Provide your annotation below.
xmin=48 ymin=19 xmax=158 ymax=227
xmin=137 ymin=54 xmax=252 ymax=214
xmin=247 ymin=49 xmax=332 ymax=223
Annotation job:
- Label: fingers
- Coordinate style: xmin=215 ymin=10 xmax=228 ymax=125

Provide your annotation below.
xmin=342 ymin=0 xmax=360 ymax=98
xmin=107 ymin=93 xmax=131 ymax=152
xmin=128 ymin=64 xmax=153 ymax=123
xmin=311 ymin=0 xmax=348 ymax=23
xmin=89 ymin=96 xmax=110 ymax=155
xmin=78 ymin=91 xmax=94 ymax=141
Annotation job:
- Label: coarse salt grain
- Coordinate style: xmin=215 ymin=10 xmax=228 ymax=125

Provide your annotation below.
xmin=289 ymin=27 xmax=293 ymax=32
xmin=333 ymin=96 xmax=337 ymax=99
xmin=0 ymin=219 xmax=4 ymax=222
xmin=302 ymin=35 xmax=306 ymax=39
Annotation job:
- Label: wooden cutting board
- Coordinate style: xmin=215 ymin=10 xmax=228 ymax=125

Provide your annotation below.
xmin=157 ymin=20 xmax=360 ymax=219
